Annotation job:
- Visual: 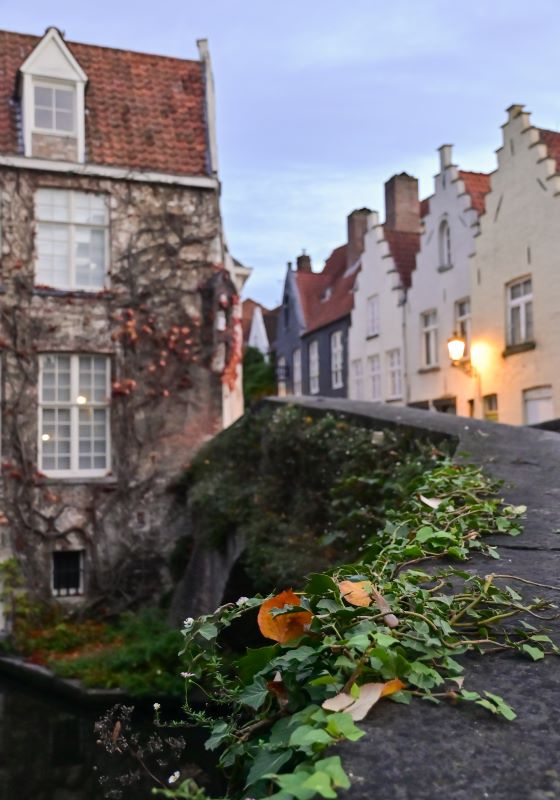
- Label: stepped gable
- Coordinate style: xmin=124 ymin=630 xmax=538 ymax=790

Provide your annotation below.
xmin=0 ymin=29 xmax=208 ymax=176
xmin=458 ymin=171 xmax=491 ymax=215
xmin=295 ymin=244 xmax=356 ymax=333
xmin=383 ymin=228 xmax=420 ymax=289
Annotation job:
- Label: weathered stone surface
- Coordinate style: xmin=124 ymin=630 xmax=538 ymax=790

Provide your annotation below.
xmin=269 ymin=397 xmax=560 ymax=800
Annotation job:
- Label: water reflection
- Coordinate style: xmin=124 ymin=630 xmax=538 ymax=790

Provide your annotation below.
xmin=0 ymin=676 xmax=217 ymax=800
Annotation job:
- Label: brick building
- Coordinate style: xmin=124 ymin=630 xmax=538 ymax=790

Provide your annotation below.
xmin=0 ymin=27 xmax=244 ymax=619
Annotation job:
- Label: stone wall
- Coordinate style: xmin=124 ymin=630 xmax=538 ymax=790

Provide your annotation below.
xmin=0 ymin=165 xmax=236 ymax=611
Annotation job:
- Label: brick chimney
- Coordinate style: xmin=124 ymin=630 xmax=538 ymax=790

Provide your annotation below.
xmin=347 ymin=208 xmax=371 ymax=268
xmin=384 ymin=173 xmax=420 ymax=232
xmin=296 ymin=252 xmax=312 ymax=273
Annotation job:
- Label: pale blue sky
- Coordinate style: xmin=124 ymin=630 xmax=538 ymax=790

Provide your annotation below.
xmin=3 ymin=1 xmax=560 ymax=306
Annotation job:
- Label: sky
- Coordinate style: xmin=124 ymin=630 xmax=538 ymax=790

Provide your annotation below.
xmin=3 ymin=0 xmax=560 ymax=306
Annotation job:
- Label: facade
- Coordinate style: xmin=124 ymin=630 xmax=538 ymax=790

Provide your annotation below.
xmin=406 ymin=148 xmax=490 ymax=414
xmin=348 ymin=174 xmax=420 ymax=404
xmin=0 ymin=27 xmax=242 ymax=620
xmin=242 ymin=298 xmax=279 ymax=360
xmin=469 ymin=105 xmax=560 ymax=425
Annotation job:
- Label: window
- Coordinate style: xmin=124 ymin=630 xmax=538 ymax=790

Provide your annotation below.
xmin=277 ymin=356 xmax=287 ymax=397
xmin=455 ymin=298 xmax=471 ymax=357
xmin=507 ymin=277 xmax=533 ymax=345
xmin=421 ymin=310 xmax=438 ymax=367
xmin=438 ymin=219 xmax=451 ymax=267
xmin=330 ymin=331 xmax=344 ymax=389
xmin=351 ymin=359 xmax=363 ymax=399
xmin=52 ymin=550 xmax=84 ymax=596
xmin=387 ymin=348 xmax=402 ymax=399
xmin=292 ymin=348 xmax=302 ymax=395
xmin=309 ymin=341 xmax=319 ymax=394
xmin=34 ymin=83 xmax=76 ymax=134
xmin=483 ymin=394 xmax=498 ymax=422
xmin=523 ymin=386 xmax=554 ymax=425
xmin=39 ymin=354 xmax=111 ymax=476
xmin=368 ymin=354 xmax=381 ymax=401
xmin=366 ymin=295 xmax=380 ymax=337
xmin=35 ymin=189 xmax=109 ymax=290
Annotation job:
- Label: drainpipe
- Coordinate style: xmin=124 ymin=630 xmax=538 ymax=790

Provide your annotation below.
xmin=401 ymin=288 xmax=410 ymax=405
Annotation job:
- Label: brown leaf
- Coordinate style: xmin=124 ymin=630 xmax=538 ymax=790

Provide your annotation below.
xmin=338 ymin=580 xmax=372 ymax=607
xmin=257 ymin=590 xmax=313 ymax=643
xmin=322 ymin=680 xmax=406 ymax=720
xmin=419 ymin=494 xmax=443 ymax=509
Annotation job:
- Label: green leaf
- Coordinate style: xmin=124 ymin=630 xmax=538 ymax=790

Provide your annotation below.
xmin=239 ymin=676 xmax=269 ymax=710
xmin=237 ymin=645 xmax=279 ymax=683
xmin=325 ymin=712 xmax=365 ymax=741
xmin=305 ymin=573 xmax=339 ymax=596
xmin=346 ymin=633 xmax=370 ymax=651
xmin=197 ymin=622 xmax=218 ymax=641
xmin=315 ymin=756 xmax=351 ymax=789
xmin=204 ymin=721 xmax=229 ymax=752
xmin=521 ymin=644 xmax=544 ymax=661
xmin=301 ymin=770 xmax=337 ymax=798
xmin=245 ymin=749 xmax=292 ymax=788
xmin=288 ymin=725 xmax=334 ymax=754
xmin=483 ymin=691 xmax=517 ymax=721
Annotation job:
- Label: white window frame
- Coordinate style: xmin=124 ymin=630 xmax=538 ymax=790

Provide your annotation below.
xmin=292 ymin=348 xmax=302 ymax=395
xmin=523 ymin=386 xmax=554 ymax=425
xmin=507 ymin=277 xmax=533 ymax=346
xmin=309 ymin=340 xmax=319 ymax=395
xmin=38 ymin=354 xmax=111 ymax=478
xmin=421 ymin=310 xmax=439 ymax=367
xmin=352 ymin=359 xmax=364 ymax=399
xmin=330 ymin=330 xmax=344 ymax=389
xmin=366 ymin=294 xmax=380 ymax=338
xmin=33 ymin=80 xmax=77 ymax=136
xmin=35 ymin=188 xmax=110 ymax=291
xmin=387 ymin=348 xmax=402 ymax=400
xmin=52 ymin=549 xmax=85 ymax=597
xmin=368 ymin=354 xmax=381 ymax=401
xmin=455 ymin=298 xmax=471 ymax=357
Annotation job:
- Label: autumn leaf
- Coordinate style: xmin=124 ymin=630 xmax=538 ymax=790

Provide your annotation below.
xmin=257 ymin=590 xmax=313 ymax=643
xmin=338 ymin=580 xmax=372 ymax=607
xmin=419 ymin=494 xmax=443 ymax=509
xmin=322 ymin=679 xmax=406 ymax=720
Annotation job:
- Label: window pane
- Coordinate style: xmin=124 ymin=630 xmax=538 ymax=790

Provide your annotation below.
xmin=55 ymin=109 xmax=74 ymax=132
xmin=74 ymin=228 xmax=106 ymax=288
xmin=78 ymin=407 xmax=107 ymax=469
xmin=55 ymin=88 xmax=74 ymax=111
xmin=35 ymin=107 xmax=53 ymax=129
xmin=40 ymin=407 xmax=71 ymax=471
xmin=525 ymin=301 xmax=533 ymax=340
xmin=35 ymin=85 xmax=53 ymax=107
xmin=52 ymin=551 xmax=82 ymax=596
xmin=73 ymin=193 xmax=108 ymax=226
xmin=36 ymin=190 xmax=71 ymax=223
xmin=510 ymin=306 xmax=521 ymax=344
xmin=36 ymin=224 xmax=70 ymax=287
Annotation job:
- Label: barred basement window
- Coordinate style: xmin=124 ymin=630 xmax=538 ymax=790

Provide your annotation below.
xmin=52 ymin=550 xmax=84 ymax=597
xmin=39 ymin=354 xmax=111 ymax=477
xmin=35 ymin=188 xmax=109 ymax=290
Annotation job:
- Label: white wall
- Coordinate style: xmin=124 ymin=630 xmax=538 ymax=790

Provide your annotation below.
xmin=407 ymin=147 xmax=482 ymax=416
xmin=349 ymin=212 xmax=407 ymax=404
xmin=470 ymin=106 xmax=560 ymax=425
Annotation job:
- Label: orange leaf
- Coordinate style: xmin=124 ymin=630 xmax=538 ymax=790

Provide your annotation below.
xmin=380 ymin=678 xmax=406 ymax=697
xmin=257 ymin=590 xmax=313 ymax=643
xmin=338 ymin=580 xmax=372 ymax=607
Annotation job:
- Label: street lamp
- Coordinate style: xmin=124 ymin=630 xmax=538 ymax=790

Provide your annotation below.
xmin=447 ymin=332 xmax=476 ymax=377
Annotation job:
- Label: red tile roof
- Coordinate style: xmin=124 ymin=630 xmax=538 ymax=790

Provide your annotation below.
xmin=241 ymin=298 xmax=262 ymax=344
xmin=0 ymin=29 xmax=208 ymax=176
xmin=296 ymin=244 xmax=356 ymax=334
xmin=420 ymin=197 xmax=430 ymax=218
xmin=458 ymin=171 xmax=491 ymax=215
xmin=538 ymin=129 xmax=560 ymax=172
xmin=383 ymin=228 xmax=420 ymax=289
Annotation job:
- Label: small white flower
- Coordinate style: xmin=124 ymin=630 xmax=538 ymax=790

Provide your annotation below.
xmin=153 ymin=702 xmax=161 ymax=711
xmin=183 ymin=617 xmax=194 ymax=628
xmin=181 ymin=671 xmax=194 ymax=679
xmin=168 ymin=770 xmax=180 ymax=784
xmin=236 ymin=596 xmax=249 ymax=606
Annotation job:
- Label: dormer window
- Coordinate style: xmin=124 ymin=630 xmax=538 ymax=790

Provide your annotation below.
xmin=34 ymin=82 xmax=76 ymax=134
xmin=19 ymin=27 xmax=87 ymax=163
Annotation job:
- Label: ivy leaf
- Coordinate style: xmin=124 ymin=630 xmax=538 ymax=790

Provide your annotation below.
xmin=237 ymin=645 xmax=279 ymax=684
xmin=197 ymin=622 xmax=218 ymax=641
xmin=288 ymin=725 xmax=334 ymax=754
xmin=204 ymin=721 xmax=229 ymax=751
xmin=315 ymin=756 xmax=351 ymax=789
xmin=521 ymin=644 xmax=544 ymax=661
xmin=239 ymin=676 xmax=269 ymax=710
xmin=324 ymin=712 xmax=365 ymax=741
xmin=245 ymin=749 xmax=292 ymax=788
xmin=322 ymin=680 xmax=405 ymax=721
xmin=301 ymin=770 xmax=337 ymax=798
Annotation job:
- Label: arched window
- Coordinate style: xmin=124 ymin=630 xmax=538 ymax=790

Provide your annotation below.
xmin=438 ymin=219 xmax=451 ymax=268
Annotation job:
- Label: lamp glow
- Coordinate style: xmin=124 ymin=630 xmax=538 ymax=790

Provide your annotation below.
xmin=76 ymin=395 xmax=88 ymax=405
xmin=447 ymin=333 xmax=466 ymax=362
xmin=41 ymin=433 xmax=50 ymax=442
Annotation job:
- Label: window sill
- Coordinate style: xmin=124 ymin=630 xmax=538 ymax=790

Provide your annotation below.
xmin=33 ymin=287 xmax=113 ymax=300
xmin=386 ymin=397 xmax=403 ymax=403
xmin=502 ymin=341 xmax=536 ymax=358
xmin=417 ymin=366 xmax=441 ymax=374
xmin=366 ymin=333 xmax=379 ymax=341
xmin=41 ymin=475 xmax=117 ymax=487
xmin=437 ymin=264 xmax=453 ymax=273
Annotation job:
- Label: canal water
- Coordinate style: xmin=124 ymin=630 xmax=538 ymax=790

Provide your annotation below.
xmin=0 ymin=675 xmax=221 ymax=800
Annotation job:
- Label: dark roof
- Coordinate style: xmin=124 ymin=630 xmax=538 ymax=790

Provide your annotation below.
xmin=383 ymin=228 xmax=420 ymax=289
xmin=458 ymin=171 xmax=491 ymax=215
xmin=0 ymin=29 xmax=208 ymax=176
xmin=263 ymin=306 xmax=279 ymax=346
xmin=296 ymin=244 xmax=356 ymax=334
xmin=420 ymin=197 xmax=431 ymax=218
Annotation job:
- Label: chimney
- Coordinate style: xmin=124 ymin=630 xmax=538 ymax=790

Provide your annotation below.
xmin=384 ymin=173 xmax=420 ymax=232
xmin=347 ymin=208 xmax=371 ymax=268
xmin=438 ymin=144 xmax=453 ymax=171
xmin=296 ymin=252 xmax=312 ymax=273
xmin=506 ymin=103 xmax=524 ymax=122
